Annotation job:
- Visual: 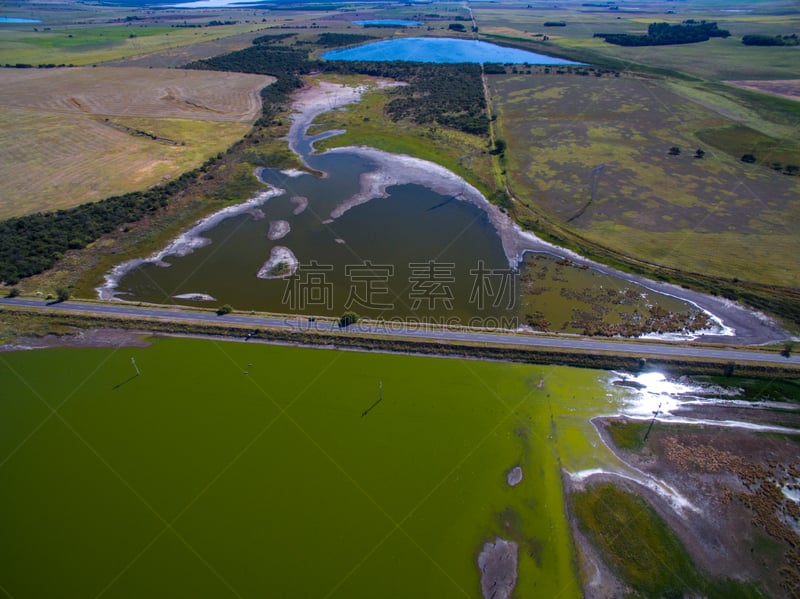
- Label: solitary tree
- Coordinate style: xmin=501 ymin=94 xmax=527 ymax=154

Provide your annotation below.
xmin=216 ymin=304 xmax=233 ymax=316
xmin=668 ymin=146 xmax=681 ymax=156
xmin=694 ymin=148 xmax=705 ymax=159
xmin=493 ymin=139 xmax=507 ymax=155
xmin=55 ymin=287 xmax=70 ymax=303
xmin=741 ymin=153 xmax=757 ymax=164
xmin=339 ymin=311 xmax=359 ymax=328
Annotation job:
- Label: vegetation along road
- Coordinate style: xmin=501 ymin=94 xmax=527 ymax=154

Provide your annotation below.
xmin=2 ymin=298 xmax=797 ymax=367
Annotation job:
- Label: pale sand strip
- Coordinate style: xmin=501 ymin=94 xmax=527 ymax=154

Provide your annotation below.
xmin=97 ymin=182 xmax=283 ymax=300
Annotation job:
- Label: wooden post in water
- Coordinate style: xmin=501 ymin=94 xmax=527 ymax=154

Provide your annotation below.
xmin=643 ymin=402 xmax=661 ymax=442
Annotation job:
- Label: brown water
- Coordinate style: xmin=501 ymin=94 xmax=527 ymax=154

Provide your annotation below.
xmin=115 ymin=152 xmax=516 ymax=325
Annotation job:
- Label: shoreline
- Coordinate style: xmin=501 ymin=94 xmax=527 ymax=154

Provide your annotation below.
xmin=96 ymin=79 xmax=793 ymax=345
xmin=96 ymin=182 xmax=284 ymax=300
xmin=323 ymin=144 xmax=789 ymax=344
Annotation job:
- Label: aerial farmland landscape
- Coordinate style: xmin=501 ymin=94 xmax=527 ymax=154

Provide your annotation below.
xmin=1 ymin=0 xmax=799 ymax=597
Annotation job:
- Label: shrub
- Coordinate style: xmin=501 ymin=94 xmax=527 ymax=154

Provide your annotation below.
xmin=339 ymin=311 xmax=359 ymax=328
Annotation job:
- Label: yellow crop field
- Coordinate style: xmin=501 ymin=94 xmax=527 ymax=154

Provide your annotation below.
xmin=0 ymin=67 xmax=273 ymax=218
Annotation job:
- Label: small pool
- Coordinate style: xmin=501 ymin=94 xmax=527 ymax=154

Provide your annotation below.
xmin=0 ymin=17 xmax=42 ymax=23
xmin=354 ymin=19 xmax=424 ymax=27
xmin=322 ymin=37 xmax=580 ymax=65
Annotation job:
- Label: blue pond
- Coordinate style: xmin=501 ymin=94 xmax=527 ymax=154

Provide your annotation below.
xmin=322 ymin=37 xmax=580 ymax=65
xmin=354 ymin=19 xmax=423 ymax=27
xmin=0 ymin=17 xmax=42 ymax=23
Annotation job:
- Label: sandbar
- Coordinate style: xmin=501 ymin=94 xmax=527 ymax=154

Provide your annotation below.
xmin=256 ymin=246 xmax=298 ymax=279
xmin=97 ymin=182 xmax=283 ymax=300
xmin=267 ymin=220 xmax=290 ymax=241
xmin=477 ymin=537 xmax=518 ymax=599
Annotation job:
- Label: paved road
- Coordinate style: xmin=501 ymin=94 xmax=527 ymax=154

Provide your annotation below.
xmin=2 ymin=298 xmax=799 ymax=366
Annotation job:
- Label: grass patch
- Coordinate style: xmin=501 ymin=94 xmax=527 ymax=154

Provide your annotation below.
xmin=490 ymin=72 xmax=800 ymax=292
xmin=571 ymin=483 xmax=767 ymax=598
xmin=604 ymin=419 xmax=650 ymax=451
xmin=473 ymin=5 xmax=800 ymax=81
xmin=518 ymin=254 xmax=710 ymax=336
xmin=696 ymin=124 xmax=800 ymax=171
xmin=691 ymin=375 xmax=800 ymax=404
xmin=311 ymin=78 xmax=496 ymax=197
xmin=0 ymin=23 xmax=267 ymax=66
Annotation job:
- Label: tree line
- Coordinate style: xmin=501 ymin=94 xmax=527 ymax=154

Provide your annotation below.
xmin=595 ymin=20 xmax=730 ymax=46
xmin=741 ymin=34 xmax=799 ymax=46
xmin=330 ymin=61 xmax=488 ymax=135
xmin=0 ymin=179 xmax=186 ymax=285
xmin=187 ymin=39 xmax=489 ymax=135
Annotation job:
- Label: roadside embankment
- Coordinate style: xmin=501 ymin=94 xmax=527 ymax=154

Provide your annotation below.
xmin=2 ymin=303 xmax=798 ymax=378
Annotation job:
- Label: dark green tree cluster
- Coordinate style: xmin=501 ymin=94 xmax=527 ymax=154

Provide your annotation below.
xmin=251 ymin=33 xmax=296 ymax=45
xmin=338 ymin=311 xmax=359 ymax=328
xmin=186 ymin=45 xmax=316 ymax=92
xmin=0 ymin=177 xmax=194 ymax=284
xmin=594 ymin=20 xmax=730 ymax=46
xmin=316 ymin=33 xmax=376 ymax=48
xmin=188 ymin=42 xmax=490 ymax=136
xmin=317 ymin=60 xmax=488 ymax=134
xmin=741 ymin=34 xmax=799 ymax=46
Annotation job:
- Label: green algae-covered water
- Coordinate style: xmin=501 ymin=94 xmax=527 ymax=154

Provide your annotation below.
xmin=0 ymin=339 xmax=634 ymax=598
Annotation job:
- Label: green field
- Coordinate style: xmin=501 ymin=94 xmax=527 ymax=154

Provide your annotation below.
xmin=490 ymin=71 xmax=800 ymax=288
xmin=0 ymin=24 xmax=269 ymax=66
xmin=473 ymin=1 xmax=800 ymax=81
xmin=0 ymin=338 xmax=628 ymax=598
xmin=312 ymin=76 xmax=497 ymax=197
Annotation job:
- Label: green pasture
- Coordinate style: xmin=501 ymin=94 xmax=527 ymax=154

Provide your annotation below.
xmin=518 ymin=254 xmax=702 ymax=335
xmin=490 ymin=72 xmax=800 ymax=287
xmin=571 ymin=483 xmax=766 ymax=598
xmin=0 ymin=337 xmax=628 ymax=598
xmin=0 ymin=23 xmax=267 ymax=66
xmin=473 ymin=4 xmax=800 ymax=81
